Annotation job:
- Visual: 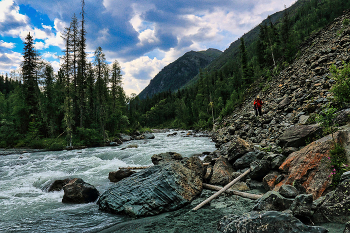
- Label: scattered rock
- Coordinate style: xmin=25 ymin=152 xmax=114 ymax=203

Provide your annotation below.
xmin=209 ymin=156 xmax=234 ymax=186
xmin=109 ymin=169 xmax=136 ymax=182
xmin=290 ymin=194 xmax=314 ymax=219
xmin=279 ymin=184 xmax=299 ymax=198
xmin=218 ymin=137 xmax=253 ymax=163
xmin=143 ymin=133 xmax=155 ymax=139
xmin=151 ymin=152 xmax=183 ymax=165
xmin=253 ymin=191 xmax=293 ymax=211
xmin=62 ymin=178 xmax=99 ymax=204
xmin=262 ymin=172 xmax=280 ymax=191
xmin=278 ymin=124 xmax=322 ymax=148
xmin=313 ymin=179 xmax=350 ymax=223
xmin=249 ymin=160 xmax=271 ymax=181
xmin=48 ymin=178 xmax=71 ymax=192
xmin=218 ymin=211 xmax=328 ymax=233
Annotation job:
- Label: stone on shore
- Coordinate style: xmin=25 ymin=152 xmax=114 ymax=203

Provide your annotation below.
xmin=62 ymin=178 xmax=99 ymax=204
xmin=209 ymin=156 xmax=234 ymax=186
xmin=313 ymin=179 xmax=350 ymax=223
xmin=98 ymin=161 xmax=202 ymax=217
xmin=151 ymin=152 xmax=183 ymax=165
xmin=217 ymin=211 xmax=328 ymax=233
xmin=278 ymin=124 xmax=322 ymax=148
xmin=108 ymin=169 xmax=136 ymax=182
xmin=253 ymin=191 xmax=293 ymax=211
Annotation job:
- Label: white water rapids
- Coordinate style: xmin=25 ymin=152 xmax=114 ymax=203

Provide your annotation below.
xmin=0 ymin=130 xmax=216 ymax=232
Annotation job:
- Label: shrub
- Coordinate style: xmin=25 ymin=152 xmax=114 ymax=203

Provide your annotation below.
xmin=330 ymin=62 xmax=350 ymax=103
xmin=74 ymin=127 xmax=103 ymax=147
xmin=328 ymin=143 xmax=349 ymax=186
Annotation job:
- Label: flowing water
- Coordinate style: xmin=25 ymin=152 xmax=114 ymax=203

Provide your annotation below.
xmin=0 ymin=130 xmax=216 ymax=233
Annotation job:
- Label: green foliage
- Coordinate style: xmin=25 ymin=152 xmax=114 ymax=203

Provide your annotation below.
xmin=329 ymin=143 xmax=349 ymax=186
xmin=74 ymin=127 xmax=103 ymax=147
xmin=316 ymin=107 xmax=338 ymax=138
xmin=330 ymin=62 xmax=350 ymax=103
xmin=343 ymin=18 xmax=350 ymax=26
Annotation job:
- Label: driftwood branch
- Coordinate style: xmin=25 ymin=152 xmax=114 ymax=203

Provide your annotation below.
xmin=192 ymin=168 xmax=251 ymax=211
xmin=202 ymin=183 xmax=263 ymax=200
xmin=118 ymin=166 xmax=151 ymax=170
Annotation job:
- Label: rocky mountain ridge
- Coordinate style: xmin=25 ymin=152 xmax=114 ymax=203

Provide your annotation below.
xmin=138 ymin=48 xmax=222 ymax=99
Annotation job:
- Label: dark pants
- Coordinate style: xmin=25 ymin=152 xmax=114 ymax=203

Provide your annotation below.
xmin=255 ymin=107 xmax=262 ymax=116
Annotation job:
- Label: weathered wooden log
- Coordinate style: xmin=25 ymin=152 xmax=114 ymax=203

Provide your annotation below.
xmin=192 ymin=168 xmax=251 ymax=211
xmin=118 ymin=166 xmax=151 ymax=170
xmin=202 ymin=183 xmax=263 ymax=200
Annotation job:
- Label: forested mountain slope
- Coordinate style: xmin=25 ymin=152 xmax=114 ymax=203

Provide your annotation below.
xmin=213 ymin=10 xmax=350 ymax=149
xmin=138 ymin=48 xmax=222 ymax=100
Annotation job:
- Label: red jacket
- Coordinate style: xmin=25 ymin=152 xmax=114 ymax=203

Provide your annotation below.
xmin=254 ymin=99 xmax=263 ymax=108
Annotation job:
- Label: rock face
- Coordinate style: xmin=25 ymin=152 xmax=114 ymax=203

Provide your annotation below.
xmin=313 ymin=179 xmax=350 ymax=223
xmin=108 ymin=169 xmax=136 ymax=182
xmin=98 ymin=161 xmax=202 ymax=217
xmin=62 ymin=178 xmax=99 ymax=204
xmin=278 ymin=124 xmax=322 ymax=148
xmin=217 ymin=211 xmax=328 ymax=233
xmin=209 ymin=156 xmax=234 ymax=186
xmin=277 ymin=130 xmax=350 ymax=199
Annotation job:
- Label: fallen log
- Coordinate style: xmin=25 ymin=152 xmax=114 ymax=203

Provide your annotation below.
xmin=118 ymin=166 xmax=151 ymax=170
xmin=192 ymin=168 xmax=251 ymax=211
xmin=202 ymin=183 xmax=263 ymax=200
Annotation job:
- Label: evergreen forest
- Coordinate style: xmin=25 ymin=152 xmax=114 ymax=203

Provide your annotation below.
xmin=0 ymin=0 xmax=350 ymax=149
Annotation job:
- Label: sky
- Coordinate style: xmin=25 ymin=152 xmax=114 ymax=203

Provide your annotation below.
xmin=0 ymin=0 xmax=296 ymax=96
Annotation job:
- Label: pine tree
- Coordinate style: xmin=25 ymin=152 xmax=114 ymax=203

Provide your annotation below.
xmin=22 ymin=32 xmax=40 ymax=132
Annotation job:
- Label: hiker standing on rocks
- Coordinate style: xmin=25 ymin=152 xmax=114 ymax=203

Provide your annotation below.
xmin=254 ymin=96 xmax=263 ymax=116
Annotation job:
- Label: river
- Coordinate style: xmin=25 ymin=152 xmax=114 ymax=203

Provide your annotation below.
xmin=0 ymin=130 xmax=216 ymax=233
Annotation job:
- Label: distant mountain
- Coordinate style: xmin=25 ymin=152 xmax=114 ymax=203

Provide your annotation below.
xmin=138 ymin=48 xmax=222 ymax=100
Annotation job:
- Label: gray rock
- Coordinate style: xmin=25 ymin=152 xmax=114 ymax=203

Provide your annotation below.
xmin=233 ymin=152 xmax=257 ymax=169
xmin=313 ymin=179 xmax=350 ymax=223
xmin=143 ymin=133 xmax=155 ymax=139
xmin=209 ymin=156 xmax=234 ymax=186
xmin=249 ymin=160 xmax=271 ymax=181
xmin=253 ymin=191 xmax=294 ymax=211
xmin=290 ymin=194 xmax=314 ymax=218
xmin=151 ymin=152 xmax=183 ymax=165
xmin=62 ymin=178 xmax=99 ymax=204
xmin=218 ymin=211 xmax=328 ymax=233
xmin=48 ymin=178 xmax=72 ymax=192
xmin=341 ymin=171 xmax=350 ymax=182
xmin=278 ymin=124 xmax=322 ymax=148
xmin=279 ymin=184 xmax=299 ymax=198
xmin=278 ymin=97 xmax=291 ymax=110
xmin=334 ymin=108 xmax=350 ymax=126
xmin=98 ymin=161 xmax=202 ymax=217
xmin=109 ymin=169 xmax=136 ymax=182
xmin=271 ymin=154 xmax=286 ymax=169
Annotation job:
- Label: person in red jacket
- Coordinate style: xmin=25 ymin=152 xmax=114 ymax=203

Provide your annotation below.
xmin=253 ymin=95 xmax=263 ymax=116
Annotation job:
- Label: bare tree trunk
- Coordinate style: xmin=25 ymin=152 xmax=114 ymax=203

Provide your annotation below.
xmin=202 ymin=183 xmax=263 ymax=200
xmin=192 ymin=168 xmax=251 ymax=211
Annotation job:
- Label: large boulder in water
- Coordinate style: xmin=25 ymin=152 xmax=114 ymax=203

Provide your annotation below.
xmin=97 ymin=161 xmax=202 ymax=217
xmin=62 ymin=178 xmax=99 ymax=204
xmin=217 ymin=211 xmax=328 ymax=233
xmin=48 ymin=178 xmax=72 ymax=192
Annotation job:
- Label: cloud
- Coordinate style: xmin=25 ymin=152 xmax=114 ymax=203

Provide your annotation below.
xmin=0 ymin=51 xmax=22 ymax=72
xmin=0 ymin=40 xmax=15 ymax=49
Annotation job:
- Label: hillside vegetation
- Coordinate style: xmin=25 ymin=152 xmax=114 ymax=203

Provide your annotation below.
xmin=128 ymin=0 xmax=350 ymax=130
